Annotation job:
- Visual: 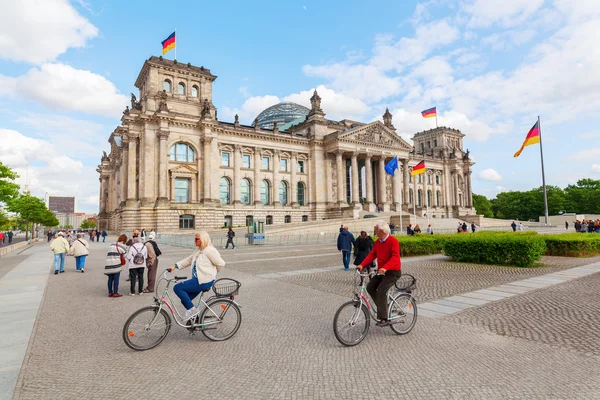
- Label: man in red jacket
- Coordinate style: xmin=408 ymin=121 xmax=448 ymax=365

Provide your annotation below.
xmin=358 ymin=221 xmax=401 ymax=327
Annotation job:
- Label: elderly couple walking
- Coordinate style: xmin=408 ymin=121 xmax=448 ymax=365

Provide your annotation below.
xmin=50 ymin=231 xmax=90 ymax=274
xmin=336 ymin=225 xmax=375 ymax=271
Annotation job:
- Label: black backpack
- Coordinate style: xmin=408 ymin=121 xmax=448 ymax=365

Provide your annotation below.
xmin=147 ymin=240 xmax=162 ymax=257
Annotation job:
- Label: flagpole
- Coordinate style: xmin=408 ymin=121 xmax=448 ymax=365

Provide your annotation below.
xmin=174 ymin=28 xmax=177 ymax=60
xmin=399 ymin=167 xmax=403 ymax=235
xmin=435 ymin=111 xmax=438 ymax=128
xmin=538 ymin=116 xmax=549 ymax=225
xmin=413 ymin=177 xmax=417 ymax=226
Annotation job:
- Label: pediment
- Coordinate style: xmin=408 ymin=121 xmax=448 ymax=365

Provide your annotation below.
xmin=169 ymin=164 xmax=197 ymax=175
xmin=339 ymin=122 xmax=413 ymax=151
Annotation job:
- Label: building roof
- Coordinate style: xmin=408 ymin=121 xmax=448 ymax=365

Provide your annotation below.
xmin=255 ymin=102 xmax=309 ymax=130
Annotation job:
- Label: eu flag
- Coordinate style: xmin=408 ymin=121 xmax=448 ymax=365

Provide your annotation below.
xmin=384 ymin=156 xmax=399 ymax=176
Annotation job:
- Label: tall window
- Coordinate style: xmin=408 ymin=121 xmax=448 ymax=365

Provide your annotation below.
xmin=178 ymin=82 xmax=185 ymax=95
xmin=164 ymin=79 xmax=172 ymax=92
xmin=174 ymin=179 xmax=190 ymax=203
xmin=427 ymin=190 xmax=432 ymax=207
xmin=427 ymin=141 xmax=431 ymax=148
xmin=420 ymin=143 xmax=425 ymax=153
xmin=192 ymin=85 xmax=199 ymax=97
xmin=418 ymin=175 xmax=422 ymax=183
xmin=170 ymin=143 xmax=195 ymax=162
xmin=242 ymin=154 xmax=251 ymax=169
xmin=434 ymin=139 xmax=438 ymax=147
xmin=297 ymin=182 xmax=305 ymax=206
xmin=436 ymin=191 xmax=441 ymax=206
xmin=409 ymin=189 xmax=413 ymax=204
xmin=224 ymin=215 xmax=232 ymax=227
xmin=266 ymin=215 xmax=273 ymax=225
xmin=220 ymin=177 xmax=231 ymax=205
xmin=221 ymin=152 xmax=230 ymax=167
xmin=179 ymin=214 xmax=194 ymax=229
xmin=297 ymin=160 xmax=305 ymax=173
xmin=260 ymin=180 xmax=270 ymax=205
xmin=280 ymin=181 xmax=288 ymax=205
xmin=240 ymin=179 xmax=251 ymax=205
xmin=246 ymin=215 xmax=254 ymax=227
xmin=417 ymin=190 xmax=422 ymax=207
xmin=427 ymin=175 xmax=431 ymax=184
xmin=436 ymin=175 xmax=440 ymax=184
xmin=280 ymin=158 xmax=288 ymax=171
xmin=262 ymin=156 xmax=270 ymax=170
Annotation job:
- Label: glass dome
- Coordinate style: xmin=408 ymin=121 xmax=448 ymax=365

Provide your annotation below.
xmin=255 ymin=102 xmax=310 ymax=130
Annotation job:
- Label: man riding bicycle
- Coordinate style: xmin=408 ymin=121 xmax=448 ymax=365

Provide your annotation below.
xmin=357 ymin=221 xmax=401 ymax=327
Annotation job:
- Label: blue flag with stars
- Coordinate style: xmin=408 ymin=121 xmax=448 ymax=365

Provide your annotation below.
xmin=384 ymin=156 xmax=399 ymax=176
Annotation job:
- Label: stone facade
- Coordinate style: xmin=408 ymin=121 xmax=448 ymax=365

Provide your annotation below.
xmin=97 ymin=56 xmax=475 ymax=232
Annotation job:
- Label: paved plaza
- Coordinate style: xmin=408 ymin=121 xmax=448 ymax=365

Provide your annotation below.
xmin=2 ymin=238 xmax=600 ymax=399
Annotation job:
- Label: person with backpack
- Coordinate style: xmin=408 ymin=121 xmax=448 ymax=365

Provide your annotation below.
xmin=105 ymin=234 xmax=127 ymax=298
xmin=68 ymin=233 xmax=90 ymax=273
xmin=126 ymin=234 xmax=148 ymax=296
xmin=143 ymin=232 xmax=161 ymax=293
xmin=224 ymin=227 xmax=236 ymax=249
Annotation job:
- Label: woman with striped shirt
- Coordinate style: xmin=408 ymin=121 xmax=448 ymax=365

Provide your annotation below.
xmin=105 ymin=234 xmax=128 ymax=298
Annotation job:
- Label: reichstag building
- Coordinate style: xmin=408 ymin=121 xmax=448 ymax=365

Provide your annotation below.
xmin=97 ymin=56 xmax=475 ymax=231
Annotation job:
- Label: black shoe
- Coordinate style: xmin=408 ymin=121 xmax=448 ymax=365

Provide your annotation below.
xmin=81 ymin=270 xmax=85 ymax=273
xmin=376 ymin=319 xmax=390 ymax=327
xmin=54 ymin=271 xmax=58 ymax=275
xmin=59 ymin=271 xmax=65 ymax=273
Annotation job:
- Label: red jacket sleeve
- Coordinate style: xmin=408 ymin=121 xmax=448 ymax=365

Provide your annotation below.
xmin=380 ymin=238 xmax=400 ymax=271
xmin=360 ymin=242 xmax=378 ymax=267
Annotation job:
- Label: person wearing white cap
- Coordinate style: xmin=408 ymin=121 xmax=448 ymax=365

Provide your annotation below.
xmin=50 ymin=232 xmax=70 ymax=275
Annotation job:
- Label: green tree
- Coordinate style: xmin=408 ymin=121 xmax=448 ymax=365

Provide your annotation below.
xmin=472 ymin=193 xmax=494 ymax=218
xmin=7 ymin=194 xmax=50 ymax=240
xmin=564 ymin=179 xmax=600 ymax=214
xmin=80 ymin=219 xmax=91 ymax=229
xmin=0 ymin=161 xmax=20 ymax=203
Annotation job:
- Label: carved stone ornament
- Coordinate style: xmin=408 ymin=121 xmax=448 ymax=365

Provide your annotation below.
xmin=158 ymin=98 xmax=169 ymax=112
xmin=101 ymin=151 xmax=110 ymax=162
xmin=234 ymin=114 xmax=240 ymax=127
xmin=130 ymin=93 xmax=142 ymax=110
xmin=253 ymin=118 xmax=260 ymax=129
xmin=157 ymin=129 xmax=170 ymax=140
xmin=255 ymin=147 xmax=263 ymax=155
xmin=123 ymin=105 xmax=130 ymax=115
xmin=158 ymin=89 xmax=168 ymax=100
xmin=201 ymin=99 xmax=212 ymax=119
xmin=234 ymin=144 xmax=242 ymax=152
xmin=383 ymin=108 xmax=394 ymax=129
xmin=463 ymin=149 xmax=470 ymax=161
xmin=330 ymin=158 xmax=337 ymax=201
xmin=274 ymin=149 xmax=281 ymax=156
xmin=356 ymin=124 xmax=394 ymax=146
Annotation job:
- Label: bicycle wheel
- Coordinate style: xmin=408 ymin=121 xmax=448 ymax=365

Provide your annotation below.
xmin=333 ymin=300 xmax=370 ymax=346
xmin=123 ymin=306 xmax=172 ymax=351
xmin=389 ymin=293 xmax=417 ymax=335
xmin=200 ymin=299 xmax=242 ymax=341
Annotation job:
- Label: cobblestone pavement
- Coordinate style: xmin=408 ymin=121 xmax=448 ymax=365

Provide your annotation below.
xmin=11 ymin=239 xmax=600 ymax=399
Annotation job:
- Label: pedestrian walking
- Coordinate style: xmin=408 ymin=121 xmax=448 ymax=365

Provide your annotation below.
xmin=105 ymin=234 xmax=127 ymax=297
xmin=8 ymin=231 xmax=13 ymax=244
xmin=126 ymin=235 xmax=147 ymax=296
xmin=90 ymin=230 xmax=96 ymax=241
xmin=96 ymin=229 xmax=100 ymax=242
xmin=224 ymin=227 xmax=236 ymax=249
xmin=565 ymin=221 xmax=569 ymax=230
xmin=141 ymin=229 xmax=146 ymax=242
xmin=337 ymin=225 xmax=356 ymax=271
xmin=511 ymin=221 xmax=517 ymax=232
xmin=462 ymin=222 xmax=468 ymax=233
xmin=518 ymin=222 xmax=524 ymax=232
xmin=353 ymin=231 xmax=374 ymax=271
xmin=68 ymin=233 xmax=90 ymax=273
xmin=50 ymin=232 xmax=70 ymax=275
xmin=0 ymin=232 xmax=4 ymax=247
xmin=471 ymin=223 xmax=476 ymax=233
xmin=143 ymin=232 xmax=161 ymax=293
xmin=47 ymin=231 xmax=53 ymax=242
xmin=101 ymin=230 xmax=107 ymax=242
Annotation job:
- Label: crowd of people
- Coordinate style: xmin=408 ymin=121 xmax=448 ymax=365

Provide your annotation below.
xmin=0 ymin=231 xmax=14 ymax=246
xmin=47 ymin=229 xmax=107 ymax=243
xmin=572 ymin=220 xmax=600 ymax=233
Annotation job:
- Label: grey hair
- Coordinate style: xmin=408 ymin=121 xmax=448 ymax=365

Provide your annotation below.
xmin=376 ymin=221 xmax=390 ymax=234
xmin=76 ymin=233 xmax=82 ymax=239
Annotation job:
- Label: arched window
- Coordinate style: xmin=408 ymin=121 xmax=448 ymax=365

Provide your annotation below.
xmin=279 ymin=181 xmax=288 ymax=205
xmin=302 ymin=215 xmax=308 ymax=222
xmin=240 ymin=179 xmax=251 ymax=205
xmin=169 ymin=143 xmax=195 ymax=162
xmin=436 ymin=191 xmax=441 ymax=207
xmin=417 ymin=190 xmax=422 ymax=207
xmin=192 ymin=85 xmax=199 ymax=97
xmin=427 ymin=190 xmax=432 ymax=207
xmin=284 ymin=215 xmax=291 ymax=223
xmin=163 ymin=79 xmax=172 ymax=92
xmin=178 ymin=82 xmax=185 ymax=95
xmin=179 ymin=214 xmax=194 ymax=229
xmin=297 ymin=182 xmax=305 ymax=206
xmin=260 ymin=180 xmax=270 ymax=205
xmin=219 ymin=177 xmax=231 ymax=205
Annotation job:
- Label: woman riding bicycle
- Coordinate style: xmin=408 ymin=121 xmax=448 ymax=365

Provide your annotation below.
xmin=168 ymin=231 xmax=225 ymax=320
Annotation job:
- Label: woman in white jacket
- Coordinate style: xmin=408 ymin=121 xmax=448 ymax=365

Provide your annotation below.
xmin=168 ymin=231 xmax=225 ymax=320
xmin=68 ymin=233 xmax=90 ymax=273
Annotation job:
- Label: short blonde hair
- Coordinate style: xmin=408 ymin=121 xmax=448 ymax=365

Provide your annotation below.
xmin=376 ymin=221 xmax=390 ymax=234
xmin=195 ymin=230 xmax=212 ymax=251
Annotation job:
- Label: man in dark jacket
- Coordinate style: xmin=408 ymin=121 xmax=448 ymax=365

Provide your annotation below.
xmin=511 ymin=221 xmax=517 ymax=232
xmin=337 ymin=226 xmax=356 ymax=271
xmin=225 ymin=227 xmax=236 ymax=249
xmin=353 ymin=231 xmax=374 ymax=271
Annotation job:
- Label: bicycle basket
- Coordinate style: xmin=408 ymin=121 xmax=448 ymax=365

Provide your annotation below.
xmin=395 ymin=274 xmax=417 ymax=292
xmin=212 ymin=278 xmax=241 ymax=297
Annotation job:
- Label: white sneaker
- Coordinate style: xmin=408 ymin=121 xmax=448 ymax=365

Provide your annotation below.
xmin=184 ymin=308 xmax=200 ymax=321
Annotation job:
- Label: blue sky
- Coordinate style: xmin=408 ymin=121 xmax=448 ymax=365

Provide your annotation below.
xmin=0 ymin=0 xmax=599 ymax=213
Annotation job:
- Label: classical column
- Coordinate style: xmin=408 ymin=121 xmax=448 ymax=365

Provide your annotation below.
xmin=233 ymin=145 xmax=242 ymax=204
xmin=335 ymin=150 xmax=345 ymax=204
xmin=402 ymin=159 xmax=409 ymax=207
xmin=99 ymin=177 xmax=106 ymax=214
xmin=432 ymin=170 xmax=438 ymax=207
xmin=127 ymin=135 xmax=138 ymax=202
xmin=211 ymin=137 xmax=219 ymax=203
xmin=378 ymin=157 xmax=387 ymax=205
xmin=454 ymin=172 xmax=459 ymax=207
xmin=254 ymin=147 xmax=262 ymax=205
xmin=197 ymin=148 xmax=203 ymax=202
xmin=273 ymin=149 xmax=281 ymax=206
xmin=291 ymin=151 xmax=298 ymax=205
xmin=203 ymin=137 xmax=212 ymax=203
xmin=351 ymin=152 xmax=359 ymax=205
xmin=157 ymin=129 xmax=169 ymax=204
xmin=120 ymin=140 xmax=128 ymax=205
xmin=466 ymin=171 xmax=473 ymax=207
xmin=423 ymin=172 xmax=428 ymax=208
xmin=365 ymin=155 xmax=373 ymax=206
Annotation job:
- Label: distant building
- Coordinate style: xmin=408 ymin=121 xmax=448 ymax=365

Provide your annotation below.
xmin=48 ymin=196 xmax=75 ymax=214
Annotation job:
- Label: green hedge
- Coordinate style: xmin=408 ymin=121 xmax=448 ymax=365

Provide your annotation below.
xmin=393 ymin=234 xmax=445 ymax=257
xmin=441 ymin=232 xmax=546 ymax=267
xmin=542 ymin=233 xmax=600 ymax=257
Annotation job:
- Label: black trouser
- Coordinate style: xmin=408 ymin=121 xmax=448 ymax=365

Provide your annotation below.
xmin=225 ymin=238 xmax=235 ymax=248
xmin=367 ymin=270 xmax=401 ymax=320
xmin=129 ymin=267 xmax=145 ymax=294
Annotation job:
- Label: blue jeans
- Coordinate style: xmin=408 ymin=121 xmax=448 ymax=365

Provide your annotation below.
xmin=54 ymin=253 xmax=66 ymax=272
xmin=102 ymin=236 xmax=106 ymax=242
xmin=75 ymin=255 xmax=87 ymax=270
xmin=107 ymin=272 xmax=120 ymax=294
xmin=173 ymin=278 xmax=214 ymax=310
xmin=342 ymin=250 xmax=352 ymax=270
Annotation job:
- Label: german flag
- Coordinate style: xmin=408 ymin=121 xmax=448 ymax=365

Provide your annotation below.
xmin=421 ymin=107 xmax=437 ymax=119
xmin=514 ymin=121 xmax=540 ymax=158
xmin=161 ymin=32 xmax=176 ymax=55
xmin=410 ymin=160 xmax=426 ymax=176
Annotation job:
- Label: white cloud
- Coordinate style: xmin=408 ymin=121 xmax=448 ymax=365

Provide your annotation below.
xmin=238 ymin=86 xmax=250 ymax=98
xmin=567 ymin=148 xmax=600 ymax=162
xmin=284 ymin=85 xmax=370 ymax=121
xmin=478 ymin=168 xmax=503 ymax=181
xmin=0 ymin=0 xmax=98 ymax=64
xmin=462 ymin=0 xmax=545 ymax=28
xmin=592 ymin=164 xmax=600 ymax=175
xmin=0 ymin=63 xmax=128 ymax=117
xmin=221 ymin=95 xmax=280 ymax=124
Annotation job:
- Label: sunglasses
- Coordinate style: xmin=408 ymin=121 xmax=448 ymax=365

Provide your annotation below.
xmin=194 ymin=238 xmax=201 ymax=241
